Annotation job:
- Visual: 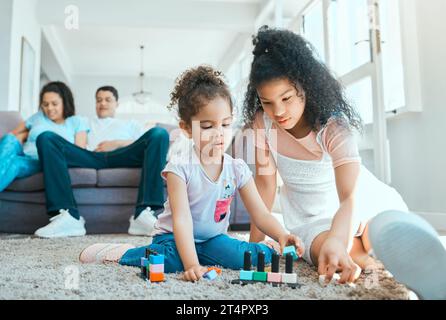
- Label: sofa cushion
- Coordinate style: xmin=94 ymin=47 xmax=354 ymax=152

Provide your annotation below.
xmin=0 ymin=111 xmax=22 ymax=138
xmin=0 ymin=187 xmax=138 ymax=205
xmin=6 ymin=168 xmax=97 ymax=192
xmin=0 ymin=189 xmax=140 ymax=234
xmin=97 ymin=168 xmax=141 ymax=187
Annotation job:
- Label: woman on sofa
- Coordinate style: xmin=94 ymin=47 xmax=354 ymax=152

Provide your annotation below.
xmin=0 ymin=81 xmax=89 ymax=192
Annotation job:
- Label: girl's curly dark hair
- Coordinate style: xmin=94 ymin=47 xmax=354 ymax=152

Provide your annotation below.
xmin=168 ymin=65 xmax=233 ymax=124
xmin=243 ymin=26 xmax=363 ymax=133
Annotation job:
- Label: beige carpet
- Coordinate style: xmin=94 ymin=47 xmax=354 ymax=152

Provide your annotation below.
xmin=0 ymin=233 xmax=411 ymax=300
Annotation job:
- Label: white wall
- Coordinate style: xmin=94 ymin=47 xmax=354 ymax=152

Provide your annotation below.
xmin=7 ymin=0 xmax=42 ymax=118
xmin=387 ymin=0 xmax=446 ymax=218
xmin=40 ymin=30 xmax=70 ymax=85
xmin=0 ymin=0 xmax=13 ymax=110
xmin=71 ymin=75 xmax=177 ymax=124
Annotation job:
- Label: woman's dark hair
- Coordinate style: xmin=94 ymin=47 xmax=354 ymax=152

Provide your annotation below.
xmin=96 ymin=85 xmax=119 ymax=101
xmin=243 ymin=26 xmax=363 ymax=132
xmin=39 ymin=81 xmax=76 ymax=118
xmin=168 ymin=65 xmax=233 ymax=125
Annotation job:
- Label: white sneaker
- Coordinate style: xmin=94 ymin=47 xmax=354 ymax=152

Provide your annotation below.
xmin=128 ymin=207 xmax=157 ymax=236
xmin=34 ymin=209 xmax=86 ymax=238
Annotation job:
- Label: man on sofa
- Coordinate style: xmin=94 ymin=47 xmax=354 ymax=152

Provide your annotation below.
xmin=34 ymin=86 xmax=170 ymax=238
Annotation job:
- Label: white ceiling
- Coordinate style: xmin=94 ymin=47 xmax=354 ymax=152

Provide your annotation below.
xmin=36 ymin=0 xmax=271 ymax=79
xmin=53 ymin=26 xmax=240 ymax=79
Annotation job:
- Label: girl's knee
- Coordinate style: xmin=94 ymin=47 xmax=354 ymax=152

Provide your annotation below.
xmin=0 ymin=133 xmax=21 ymax=152
xmin=146 ymin=127 xmax=169 ymax=143
xmin=2 ymin=133 xmax=18 ymax=143
xmin=36 ymin=131 xmax=61 ymax=149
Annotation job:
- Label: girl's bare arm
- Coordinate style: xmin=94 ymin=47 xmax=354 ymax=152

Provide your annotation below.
xmin=11 ymin=121 xmax=29 ymax=144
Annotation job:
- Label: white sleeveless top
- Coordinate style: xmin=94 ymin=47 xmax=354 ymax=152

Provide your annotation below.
xmin=262 ymin=112 xmax=408 ymax=234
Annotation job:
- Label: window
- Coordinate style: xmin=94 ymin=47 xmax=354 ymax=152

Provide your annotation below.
xmin=226 ymin=50 xmax=253 ymax=128
xmin=299 ymin=0 xmax=421 ymax=182
xmin=302 ymin=0 xmax=325 ymax=62
xmin=346 ymin=77 xmax=374 ymax=125
xmin=380 ymin=0 xmax=406 ymax=112
xmin=327 ymin=0 xmax=371 ymax=76
xmin=301 ymin=0 xmax=420 ymax=118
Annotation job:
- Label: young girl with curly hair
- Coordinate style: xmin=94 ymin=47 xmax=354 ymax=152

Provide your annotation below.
xmin=79 ymin=65 xmax=304 ymax=282
xmin=244 ymin=26 xmax=446 ymax=298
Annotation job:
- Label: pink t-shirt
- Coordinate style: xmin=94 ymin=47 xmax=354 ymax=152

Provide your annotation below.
xmin=253 ymin=112 xmax=361 ymax=168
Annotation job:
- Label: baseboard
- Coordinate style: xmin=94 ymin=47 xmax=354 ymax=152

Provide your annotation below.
xmin=414 ymin=211 xmax=446 ymax=232
xmin=228 ymin=223 xmax=251 ymax=232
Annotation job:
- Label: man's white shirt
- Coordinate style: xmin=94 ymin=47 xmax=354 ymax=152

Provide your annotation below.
xmin=87 ymin=117 xmax=144 ymax=151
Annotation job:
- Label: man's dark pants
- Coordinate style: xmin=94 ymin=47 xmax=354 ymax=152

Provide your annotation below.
xmin=36 ymin=127 xmax=170 ymax=220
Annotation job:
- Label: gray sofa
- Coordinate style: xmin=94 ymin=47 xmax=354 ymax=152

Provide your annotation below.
xmin=0 ymin=111 xmax=250 ymax=234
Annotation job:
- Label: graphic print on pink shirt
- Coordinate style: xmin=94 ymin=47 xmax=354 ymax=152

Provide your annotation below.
xmin=214 ymin=197 xmax=233 ymax=223
xmin=214 ymin=178 xmax=236 ymax=223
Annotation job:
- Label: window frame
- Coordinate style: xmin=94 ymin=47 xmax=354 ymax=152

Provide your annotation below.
xmin=297 ymin=0 xmax=422 ymax=183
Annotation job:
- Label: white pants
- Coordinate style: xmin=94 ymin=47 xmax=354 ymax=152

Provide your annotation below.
xmin=290 ymin=218 xmax=364 ymax=266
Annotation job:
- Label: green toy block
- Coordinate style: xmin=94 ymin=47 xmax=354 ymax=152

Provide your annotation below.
xmin=240 ymin=270 xmax=254 ymax=281
xmin=283 ymin=246 xmax=298 ymax=260
xmin=253 ymin=271 xmax=268 ymax=282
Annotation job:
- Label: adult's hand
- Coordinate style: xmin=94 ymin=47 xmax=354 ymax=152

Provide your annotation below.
xmin=94 ymin=140 xmax=124 ymax=152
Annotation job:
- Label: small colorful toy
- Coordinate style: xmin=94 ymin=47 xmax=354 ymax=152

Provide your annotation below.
xmin=281 ymin=253 xmax=297 ymax=284
xmin=319 ymin=273 xmax=340 ymax=287
xmin=239 ymin=251 xmax=254 ymax=281
xmin=231 ymin=250 xmax=301 ymax=289
xmin=207 ymin=266 xmax=222 ymax=275
xmin=140 ymin=248 xmax=151 ymax=278
xmin=253 ymin=251 xmax=268 ymax=282
xmin=203 ymin=266 xmax=222 ymax=280
xmin=282 ymin=246 xmax=298 ymax=261
xmin=319 ymin=273 xmax=356 ymax=288
xmin=140 ymin=249 xmax=165 ymax=283
xmin=203 ymin=269 xmax=218 ymax=280
xmin=267 ymin=252 xmax=281 ymax=283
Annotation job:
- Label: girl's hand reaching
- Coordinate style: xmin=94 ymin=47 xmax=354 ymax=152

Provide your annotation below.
xmin=278 ymin=234 xmax=305 ymax=257
xmin=183 ymin=265 xmax=209 ymax=282
xmin=317 ymin=236 xmax=361 ymax=284
xmin=260 ymin=239 xmax=281 ymax=252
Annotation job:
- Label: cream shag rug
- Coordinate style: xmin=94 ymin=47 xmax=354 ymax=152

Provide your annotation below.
xmin=0 ymin=233 xmax=411 ymax=300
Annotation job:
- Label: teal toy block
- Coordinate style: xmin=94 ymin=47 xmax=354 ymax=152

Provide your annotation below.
xmin=283 ymin=246 xmax=298 ymax=261
xmin=203 ymin=269 xmax=218 ymax=280
xmin=253 ymin=271 xmax=268 ymax=282
xmin=240 ymin=270 xmax=254 ymax=281
xmin=149 ymin=254 xmax=164 ymax=264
